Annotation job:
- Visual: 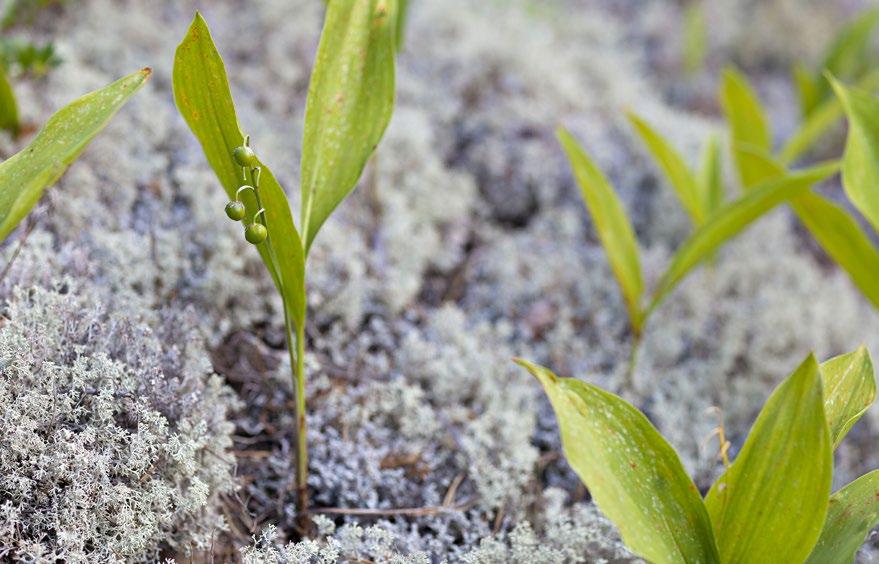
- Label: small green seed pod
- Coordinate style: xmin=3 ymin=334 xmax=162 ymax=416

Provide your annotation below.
xmin=225 ymin=200 xmax=246 ymax=221
xmin=233 ymin=145 xmax=257 ymax=167
xmin=244 ymin=222 xmax=268 ymax=244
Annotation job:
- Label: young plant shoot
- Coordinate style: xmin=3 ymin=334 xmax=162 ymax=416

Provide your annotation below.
xmin=0 ymin=68 xmax=150 ymax=241
xmin=519 ymin=347 xmax=878 ymax=563
xmin=558 ymin=127 xmax=837 ymax=387
xmin=173 ymin=3 xmax=396 ymax=523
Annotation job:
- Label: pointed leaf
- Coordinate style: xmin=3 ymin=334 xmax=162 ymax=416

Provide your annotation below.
xmin=792 ymin=192 xmax=879 ymax=311
xmin=173 ymin=13 xmax=306 ymax=328
xmin=0 ymin=64 xmax=18 ymax=134
xmin=627 ymin=111 xmax=704 ymax=224
xmin=830 ymin=76 xmax=879 ymax=233
xmin=682 ymin=3 xmax=707 ymax=75
xmin=300 ymin=0 xmax=397 ymax=253
xmin=558 ymin=126 xmax=643 ymax=332
xmin=781 ymin=69 xmax=879 ymax=166
xmin=698 ymin=134 xmax=724 ymax=215
xmin=517 ymin=359 xmax=720 ymax=564
xmin=648 ymin=162 xmax=838 ymax=316
xmin=720 ymin=68 xmax=772 ymax=188
xmin=0 ymin=68 xmax=149 ymax=242
xmin=806 ymin=470 xmax=879 ymax=564
xmin=820 ymin=8 xmax=879 ymax=90
xmin=818 ymin=347 xmax=876 ymax=449
xmin=705 ymin=354 xmax=832 ymax=563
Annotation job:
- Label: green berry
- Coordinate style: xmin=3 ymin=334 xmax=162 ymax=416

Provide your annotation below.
xmin=245 ymin=223 xmax=268 ymax=244
xmin=233 ymin=145 xmax=257 ymax=167
xmin=225 ymin=200 xmax=246 ymax=221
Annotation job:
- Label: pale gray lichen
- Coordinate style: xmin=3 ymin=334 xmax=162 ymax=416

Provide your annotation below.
xmin=0 ymin=281 xmax=238 ymax=562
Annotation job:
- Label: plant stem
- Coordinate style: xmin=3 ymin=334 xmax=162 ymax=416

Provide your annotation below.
xmin=283 ymin=301 xmax=311 ymax=533
xmin=624 ymin=330 xmax=642 ymax=394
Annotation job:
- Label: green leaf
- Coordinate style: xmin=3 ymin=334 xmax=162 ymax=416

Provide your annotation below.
xmin=300 ymin=0 xmax=397 ymax=253
xmin=0 ymin=63 xmax=18 ymax=134
xmin=173 ymin=12 xmax=306 ymax=328
xmin=830 ymin=76 xmax=879 ymax=233
xmin=734 ymin=144 xmax=785 ymax=190
xmin=806 ymin=470 xmax=879 ymax=564
xmin=819 ymin=7 xmax=879 ymax=92
xmin=682 ymin=2 xmax=707 ymax=76
xmin=818 ymin=347 xmax=876 ymax=449
xmin=648 ymin=162 xmax=838 ymax=316
xmin=781 ymin=68 xmax=879 ymax=166
xmin=558 ymin=126 xmax=644 ymax=333
xmin=705 ymin=354 xmax=833 ymax=563
xmin=697 ymin=134 xmax=724 ymax=215
xmin=0 ymin=68 xmax=149 ymax=242
xmin=720 ymin=67 xmax=773 ymax=188
xmin=627 ymin=111 xmax=704 ymax=225
xmin=793 ymin=62 xmax=821 ymax=119
xmin=395 ymin=0 xmax=410 ymax=50
xmin=791 ymin=192 xmax=879 ymax=311
xmin=517 ymin=359 xmax=720 ymax=564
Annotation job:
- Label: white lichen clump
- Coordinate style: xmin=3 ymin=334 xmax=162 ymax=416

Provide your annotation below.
xmin=0 ymin=281 xmax=237 ymax=561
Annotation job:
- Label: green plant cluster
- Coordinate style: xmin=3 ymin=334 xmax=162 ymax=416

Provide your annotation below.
xmin=0 ymin=1 xmax=875 ymax=561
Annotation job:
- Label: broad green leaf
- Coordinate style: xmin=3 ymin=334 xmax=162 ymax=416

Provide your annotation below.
xmin=0 ymin=68 xmax=149 ymax=242
xmin=720 ymin=67 xmax=772 ymax=188
xmin=627 ymin=111 xmax=704 ymax=224
xmin=173 ymin=13 xmax=306 ymax=328
xmin=0 ymin=64 xmax=18 ymax=134
xmin=517 ymin=359 xmax=720 ymax=564
xmin=558 ymin=126 xmax=643 ymax=332
xmin=705 ymin=354 xmax=832 ymax=564
xmin=830 ymin=76 xmax=879 ymax=233
xmin=300 ymin=0 xmax=397 ymax=253
xmin=698 ymin=134 xmax=723 ymax=215
xmin=648 ymin=162 xmax=838 ymax=316
xmin=791 ymin=192 xmax=879 ymax=311
xmin=805 ymin=470 xmax=879 ymax=564
xmin=818 ymin=347 xmax=876 ymax=449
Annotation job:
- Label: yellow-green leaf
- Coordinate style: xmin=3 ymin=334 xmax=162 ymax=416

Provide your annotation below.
xmin=819 ymin=7 xmax=879 ymax=93
xmin=830 ymin=76 xmax=879 ymax=233
xmin=698 ymin=134 xmax=724 ymax=215
xmin=558 ymin=126 xmax=643 ymax=332
xmin=0 ymin=64 xmax=18 ymax=134
xmin=734 ymin=145 xmax=785 ymax=190
xmin=173 ymin=12 xmax=306 ymax=328
xmin=793 ymin=62 xmax=821 ymax=119
xmin=627 ymin=111 xmax=704 ymax=225
xmin=805 ymin=470 xmax=879 ymax=564
xmin=648 ymin=162 xmax=838 ymax=316
xmin=791 ymin=192 xmax=879 ymax=311
xmin=300 ymin=0 xmax=397 ymax=253
xmin=819 ymin=347 xmax=876 ymax=449
xmin=517 ymin=359 xmax=720 ymax=564
xmin=682 ymin=2 xmax=707 ymax=76
xmin=781 ymin=69 xmax=879 ymax=166
xmin=0 ymin=68 xmax=149 ymax=242
xmin=395 ymin=0 xmax=409 ymax=50
xmin=705 ymin=354 xmax=832 ymax=563
xmin=720 ymin=67 xmax=772 ymax=188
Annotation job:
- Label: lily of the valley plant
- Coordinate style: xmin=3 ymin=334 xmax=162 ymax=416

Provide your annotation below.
xmin=560 ymin=8 xmax=879 ymax=385
xmin=173 ymin=2 xmax=397 ymax=523
xmin=519 ymin=346 xmax=878 ymax=563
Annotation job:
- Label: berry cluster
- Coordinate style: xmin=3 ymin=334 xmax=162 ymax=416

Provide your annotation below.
xmin=224 ymin=136 xmax=267 ymax=245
